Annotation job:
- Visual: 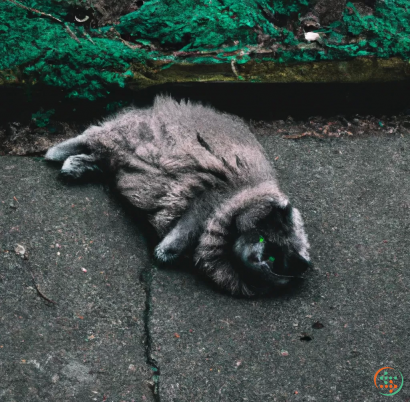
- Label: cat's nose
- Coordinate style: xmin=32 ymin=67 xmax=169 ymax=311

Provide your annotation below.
xmin=249 ymin=242 xmax=264 ymax=263
xmin=248 ymin=252 xmax=261 ymax=263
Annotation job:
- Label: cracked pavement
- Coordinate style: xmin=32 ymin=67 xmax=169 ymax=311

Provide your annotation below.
xmin=1 ymin=132 xmax=409 ymax=401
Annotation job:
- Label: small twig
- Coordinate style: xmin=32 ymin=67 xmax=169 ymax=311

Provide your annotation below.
xmin=30 ymin=271 xmax=57 ymax=304
xmin=231 ymin=59 xmax=239 ymax=77
xmin=24 ymin=262 xmax=57 ymax=305
xmin=5 ymin=0 xmax=81 ymax=44
xmin=82 ymin=30 xmax=96 ymax=45
xmin=283 ymin=131 xmax=324 ymax=140
xmin=5 ymin=0 xmax=63 ymax=23
xmin=65 ymin=24 xmax=81 ymax=44
xmin=120 ymin=38 xmax=141 ymax=50
xmin=172 ymin=50 xmax=218 ymax=57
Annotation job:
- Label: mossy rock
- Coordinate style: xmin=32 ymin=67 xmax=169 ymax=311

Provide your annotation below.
xmin=1 ymin=0 xmax=410 ymax=101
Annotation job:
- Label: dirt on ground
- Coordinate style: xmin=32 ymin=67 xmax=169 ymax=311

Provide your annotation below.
xmin=1 ymin=111 xmax=410 ymax=156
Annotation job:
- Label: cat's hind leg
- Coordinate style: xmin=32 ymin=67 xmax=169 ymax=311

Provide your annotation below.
xmin=45 ymin=134 xmax=90 ymax=162
xmin=45 ymin=127 xmax=103 ymax=179
xmin=60 ymin=154 xmax=99 ymax=179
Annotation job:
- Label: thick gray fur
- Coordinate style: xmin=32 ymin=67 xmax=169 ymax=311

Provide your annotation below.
xmin=45 ymin=96 xmax=310 ymax=296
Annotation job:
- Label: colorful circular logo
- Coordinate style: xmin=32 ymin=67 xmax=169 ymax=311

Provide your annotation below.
xmin=374 ymin=367 xmax=404 ymax=396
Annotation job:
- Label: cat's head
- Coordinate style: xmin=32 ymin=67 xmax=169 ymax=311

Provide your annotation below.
xmin=195 ymin=182 xmax=311 ymax=296
xmin=232 ymin=203 xmax=311 ymax=292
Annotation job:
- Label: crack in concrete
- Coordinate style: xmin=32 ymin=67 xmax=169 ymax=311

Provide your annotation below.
xmin=140 ymin=264 xmax=161 ymax=402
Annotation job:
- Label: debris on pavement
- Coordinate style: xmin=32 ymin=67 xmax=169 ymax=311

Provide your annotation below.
xmin=1 ymin=112 xmax=410 ymax=155
xmin=312 ymin=321 xmax=325 ymax=329
xmin=14 ymin=244 xmax=26 ymax=256
xmin=256 ymin=113 xmax=409 ymax=140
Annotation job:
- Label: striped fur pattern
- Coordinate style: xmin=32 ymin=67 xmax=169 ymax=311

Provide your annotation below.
xmin=45 ymin=96 xmax=310 ymax=296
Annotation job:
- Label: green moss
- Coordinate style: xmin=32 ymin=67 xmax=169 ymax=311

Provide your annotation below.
xmin=340 ymin=1 xmax=410 ymax=58
xmin=117 ymin=0 xmax=281 ymax=49
xmin=24 ymin=0 xmax=91 ymax=18
xmin=105 ymin=100 xmax=131 ymax=113
xmin=31 ymin=108 xmax=55 ymax=127
xmin=1 ymin=0 xmax=410 ymax=100
xmin=0 ymin=1 xmax=148 ymax=100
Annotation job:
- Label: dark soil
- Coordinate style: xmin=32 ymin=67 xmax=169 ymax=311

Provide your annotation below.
xmin=1 ymin=82 xmax=410 ymax=156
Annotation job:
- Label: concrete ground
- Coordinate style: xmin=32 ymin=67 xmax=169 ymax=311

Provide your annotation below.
xmin=1 ymin=132 xmax=409 ymax=401
xmin=0 ymin=159 xmax=155 ymax=401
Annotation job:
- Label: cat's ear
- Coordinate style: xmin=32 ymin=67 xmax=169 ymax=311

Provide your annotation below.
xmin=235 ymin=199 xmax=292 ymax=233
xmin=262 ymin=202 xmax=293 ymax=233
xmin=235 ymin=199 xmax=273 ymax=232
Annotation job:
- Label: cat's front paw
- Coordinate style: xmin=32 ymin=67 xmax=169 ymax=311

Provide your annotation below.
xmin=154 ymin=244 xmax=180 ymax=263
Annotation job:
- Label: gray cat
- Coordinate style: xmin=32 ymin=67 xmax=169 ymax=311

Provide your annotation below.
xmin=45 ymin=96 xmax=310 ymax=296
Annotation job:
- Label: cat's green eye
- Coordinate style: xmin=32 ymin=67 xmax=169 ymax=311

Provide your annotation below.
xmin=269 ymin=256 xmax=275 ymax=262
xmin=259 ymin=236 xmax=264 ymax=243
